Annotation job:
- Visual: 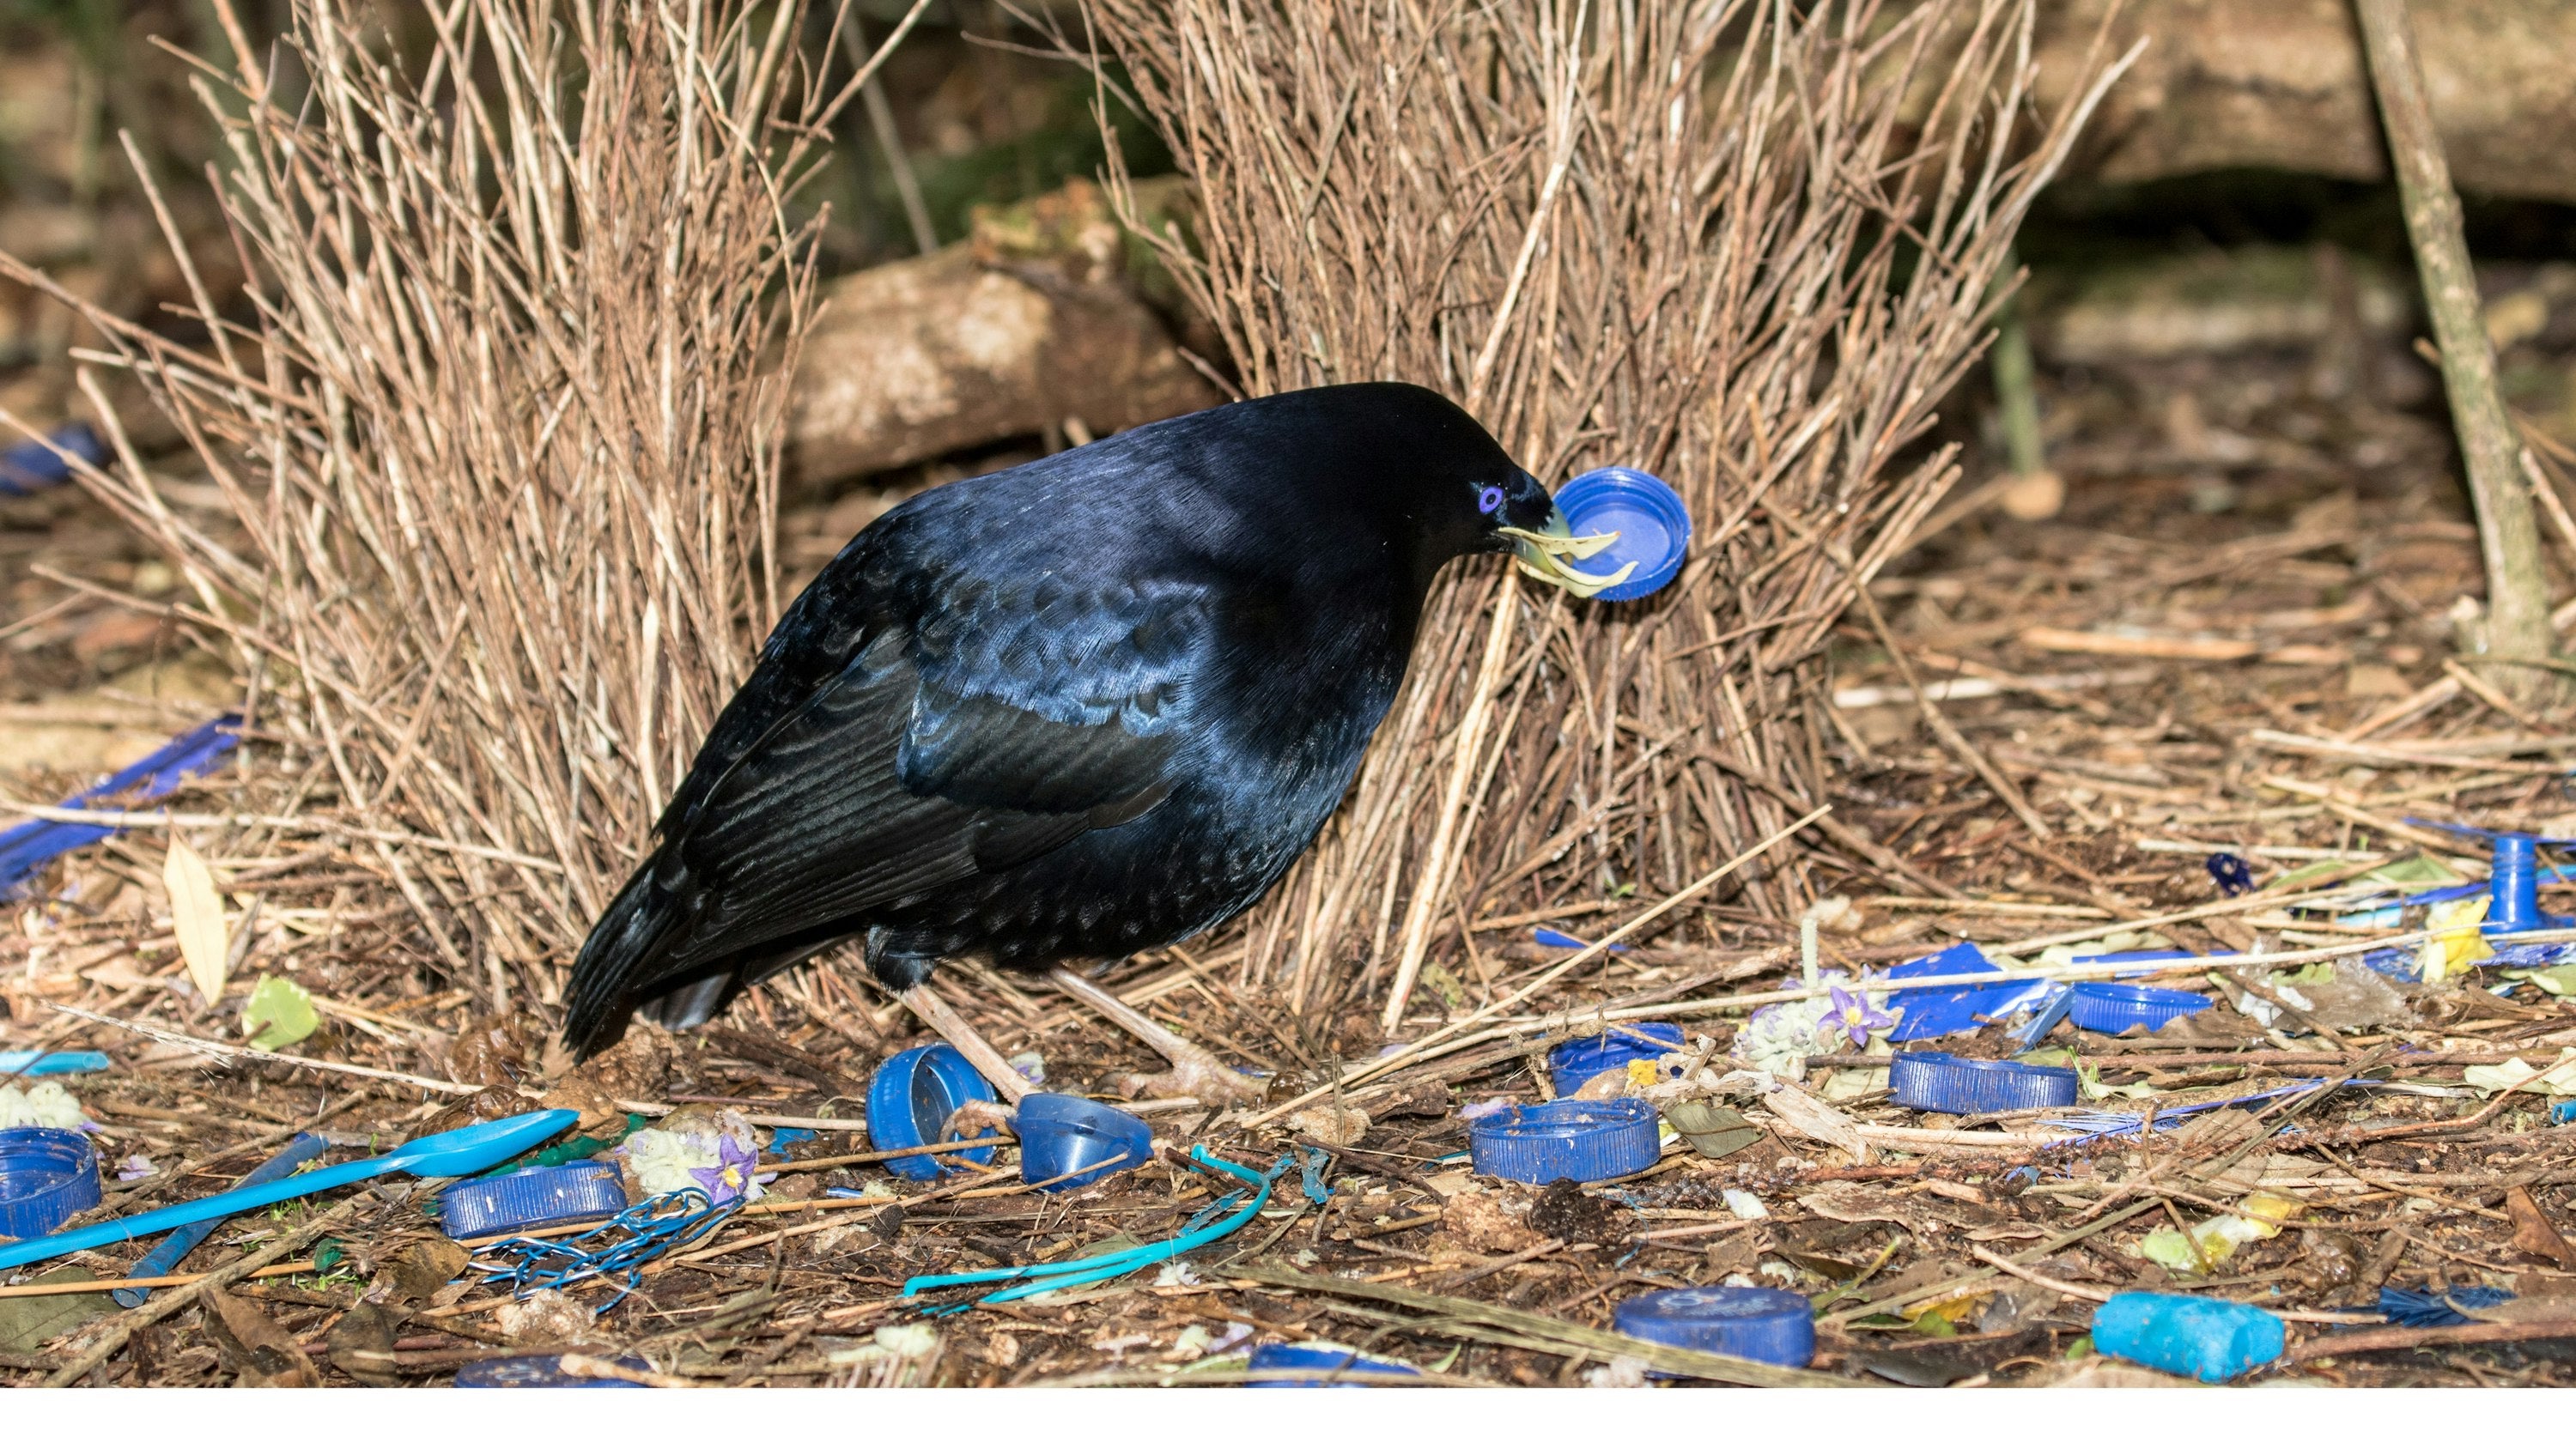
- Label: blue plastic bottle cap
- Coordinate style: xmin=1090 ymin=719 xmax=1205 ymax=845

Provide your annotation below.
xmin=1888 ymin=1052 xmax=2079 ymax=1114
xmin=2067 ymin=982 xmax=2211 ymax=1035
xmin=1613 ymin=1285 xmax=1816 ymax=1367
xmin=1545 ymin=1022 xmax=1684 ymax=1097
xmin=1468 ymin=1097 xmax=1660 ymax=1184
xmin=455 ymin=1353 xmax=653 ymax=1387
xmin=1247 ymin=1342 xmax=1423 ymax=1385
xmin=867 ymin=1043 xmax=1002 ymax=1182
xmin=440 ymin=1161 xmax=630 ymax=1239
xmin=1552 ymin=468 xmax=1691 ymax=602
xmin=2092 ymin=1291 xmax=2284 ymax=1382
xmin=1014 ymin=1094 xmax=1152 ymax=1192
xmin=0 ymin=1127 xmax=100 ymax=1240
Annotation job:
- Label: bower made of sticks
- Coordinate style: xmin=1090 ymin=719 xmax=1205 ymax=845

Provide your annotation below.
xmin=1089 ymin=0 xmax=2130 ymax=1029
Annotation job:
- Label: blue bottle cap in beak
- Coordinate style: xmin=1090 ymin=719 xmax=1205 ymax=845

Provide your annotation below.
xmin=1552 ymin=467 xmax=1691 ymax=601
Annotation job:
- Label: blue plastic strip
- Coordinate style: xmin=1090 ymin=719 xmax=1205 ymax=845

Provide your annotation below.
xmin=0 ymin=1051 xmax=112 ymax=1076
xmin=112 ymin=1134 xmax=330 ymax=1307
xmin=902 ymin=1147 xmax=1286 ymax=1308
xmin=1534 ymin=926 xmax=1629 ymax=953
xmin=1886 ymin=942 xmax=2056 ymax=1041
xmin=0 ymin=716 xmax=242 ymax=900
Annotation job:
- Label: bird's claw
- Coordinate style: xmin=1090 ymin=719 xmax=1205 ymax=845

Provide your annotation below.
xmin=1118 ymin=1056 xmax=1266 ymax=1107
xmin=939 ymin=1099 xmax=1019 ymax=1143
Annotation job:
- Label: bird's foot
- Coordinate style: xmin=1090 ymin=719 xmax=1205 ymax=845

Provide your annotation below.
xmin=939 ymin=1099 xmax=1019 ymax=1145
xmin=1117 ymin=1050 xmax=1267 ymax=1106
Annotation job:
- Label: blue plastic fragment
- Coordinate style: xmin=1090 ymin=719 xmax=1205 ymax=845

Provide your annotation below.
xmin=2066 ymin=983 xmax=2211 ymax=1034
xmin=1296 ymin=1144 xmax=1334 ymax=1205
xmin=112 ymin=1132 xmax=328 ymax=1307
xmin=0 ymin=421 xmax=106 ymax=495
xmin=2377 ymin=1285 xmax=2514 ymax=1328
xmin=2357 ymin=946 xmax=2423 ymax=979
xmin=455 ymin=1354 xmax=652 ymax=1387
xmin=2005 ymin=984 xmax=2075 ymax=1052
xmin=1546 ymin=1022 xmax=1683 ymax=1095
xmin=866 ymin=1044 xmax=1001 ymax=1182
xmin=1552 ymin=467 xmax=1692 ymax=602
xmin=766 ymin=1127 xmax=817 ymax=1149
xmin=1613 ymin=1285 xmax=1816 ymax=1368
xmin=1885 ymin=942 xmax=2055 ymax=1041
xmin=0 ymin=1051 xmax=111 ymax=1077
xmin=0 ymin=716 xmax=241 ymax=901
xmin=1248 ymin=1342 xmax=1423 ymax=1386
xmin=2206 ymin=853 xmax=2255 ymax=896
xmin=1534 ymin=925 xmax=1630 ymax=953
xmin=1888 ymin=1052 xmax=2078 ymax=1114
xmin=2093 ymin=1292 xmax=2283 ymax=1382
xmin=2555 ymin=1100 xmax=2576 ymax=1126
xmin=1468 ymin=1098 xmax=1660 ymax=1184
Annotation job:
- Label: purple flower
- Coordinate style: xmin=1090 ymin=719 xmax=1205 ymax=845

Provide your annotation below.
xmin=115 ymin=1154 xmax=155 ymax=1182
xmin=1822 ymin=985 xmax=1893 ymax=1048
xmin=687 ymin=1133 xmax=759 ymax=1204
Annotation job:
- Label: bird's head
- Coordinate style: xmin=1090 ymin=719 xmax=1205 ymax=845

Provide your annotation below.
xmin=1468 ymin=469 xmax=1637 ymax=599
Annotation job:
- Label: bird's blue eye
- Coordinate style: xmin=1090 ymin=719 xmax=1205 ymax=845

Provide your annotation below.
xmin=1476 ymin=485 xmax=1504 ymax=515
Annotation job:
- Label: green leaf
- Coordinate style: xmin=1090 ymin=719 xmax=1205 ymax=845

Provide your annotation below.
xmin=241 ymin=974 xmax=319 ymax=1052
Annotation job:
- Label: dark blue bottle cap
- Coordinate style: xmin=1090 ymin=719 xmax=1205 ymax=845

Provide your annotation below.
xmin=1468 ymin=1097 xmax=1661 ymax=1184
xmin=1247 ymin=1342 xmax=1423 ymax=1385
xmin=1014 ymin=1094 xmax=1151 ymax=1192
xmin=0 ymin=1127 xmax=100 ymax=1240
xmin=1888 ymin=1052 xmax=2079 ymax=1114
xmin=1613 ymin=1285 xmax=1816 ymax=1367
xmin=455 ymin=1353 xmax=653 ymax=1387
xmin=2067 ymin=982 xmax=2211 ymax=1035
xmin=440 ymin=1161 xmax=629 ymax=1239
xmin=1553 ymin=468 xmax=1692 ymax=602
xmin=1546 ymin=1022 xmax=1684 ymax=1097
xmin=867 ymin=1043 xmax=1002 ymax=1182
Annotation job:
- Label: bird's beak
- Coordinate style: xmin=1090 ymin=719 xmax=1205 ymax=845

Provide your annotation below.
xmin=1499 ymin=506 xmax=1634 ymax=597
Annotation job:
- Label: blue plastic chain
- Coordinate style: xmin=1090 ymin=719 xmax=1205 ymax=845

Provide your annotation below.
xmin=472 ymin=1187 xmax=738 ymax=1308
xmin=902 ymin=1146 xmax=1297 ymax=1310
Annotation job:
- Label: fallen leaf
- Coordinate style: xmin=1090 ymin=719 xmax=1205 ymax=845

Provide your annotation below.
xmin=163 ymin=834 xmax=229 ymax=1004
xmin=325 ymin=1300 xmax=400 ymax=1385
xmin=1759 ymin=1080 xmax=1869 ymax=1164
xmin=2506 ymin=1186 xmax=2576 ymax=1270
xmin=240 ymin=974 xmax=319 ymax=1051
xmin=202 ymin=1286 xmax=319 ymax=1386
xmin=378 ymin=1237 xmax=471 ymax=1303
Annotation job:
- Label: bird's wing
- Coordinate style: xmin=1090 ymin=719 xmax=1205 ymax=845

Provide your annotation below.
xmin=645 ymin=575 xmax=1205 ymax=973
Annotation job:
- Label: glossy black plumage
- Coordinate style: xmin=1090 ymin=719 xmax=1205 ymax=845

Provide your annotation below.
xmin=561 ymin=381 xmax=1552 ymax=1056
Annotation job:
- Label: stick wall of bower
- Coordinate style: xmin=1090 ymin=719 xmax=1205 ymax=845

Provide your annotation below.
xmin=1088 ymin=0 xmax=2137 ymax=1028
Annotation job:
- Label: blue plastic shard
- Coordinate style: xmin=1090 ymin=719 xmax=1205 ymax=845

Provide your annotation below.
xmin=2377 ymin=1285 xmax=2513 ymax=1328
xmin=0 ymin=421 xmax=106 ymax=495
xmin=2206 ymin=853 xmax=2254 ymax=896
xmin=1534 ymin=926 xmax=1629 ymax=953
xmin=2005 ymin=984 xmax=2074 ymax=1052
xmin=1885 ymin=942 xmax=2056 ymax=1041
xmin=0 ymin=716 xmax=241 ymax=901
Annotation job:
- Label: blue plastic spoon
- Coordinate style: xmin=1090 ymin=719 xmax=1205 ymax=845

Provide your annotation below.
xmin=0 ymin=1109 xmax=574 ymax=1271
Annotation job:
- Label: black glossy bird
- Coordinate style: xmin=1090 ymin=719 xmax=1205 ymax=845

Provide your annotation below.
xmin=560 ymin=381 xmax=1625 ymax=1100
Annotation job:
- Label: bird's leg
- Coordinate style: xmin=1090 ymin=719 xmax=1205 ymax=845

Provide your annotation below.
xmin=1044 ymin=967 xmax=1265 ymax=1106
xmin=898 ymin=980 xmax=1030 ymax=1106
